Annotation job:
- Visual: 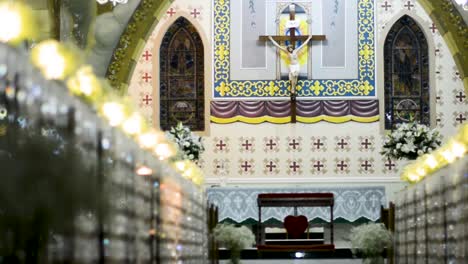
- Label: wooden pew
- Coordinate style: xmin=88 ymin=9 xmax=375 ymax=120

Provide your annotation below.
xmin=207 ymin=204 xmax=219 ymax=264
xmin=381 ymin=202 xmax=395 ymax=264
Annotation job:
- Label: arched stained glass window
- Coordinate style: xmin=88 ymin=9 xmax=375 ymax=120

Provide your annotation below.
xmin=384 ymin=15 xmax=430 ymax=130
xmin=160 ymin=17 xmax=204 ymax=131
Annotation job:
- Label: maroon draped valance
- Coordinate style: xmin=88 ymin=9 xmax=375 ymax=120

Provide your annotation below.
xmin=210 ymin=100 xmax=379 ymax=124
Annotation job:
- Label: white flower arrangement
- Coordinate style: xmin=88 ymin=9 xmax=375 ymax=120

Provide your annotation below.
xmin=213 ymin=224 xmax=255 ymax=264
xmin=381 ymin=122 xmax=442 ymax=160
xmin=350 ymin=223 xmax=392 ymax=259
xmin=166 ymin=122 xmax=204 ymax=161
xmin=213 ymin=223 xmax=255 ymax=250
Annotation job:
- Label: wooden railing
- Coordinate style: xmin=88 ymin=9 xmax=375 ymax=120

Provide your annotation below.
xmin=0 ymin=43 xmax=208 ymax=263
xmin=381 ymin=202 xmax=395 ymax=264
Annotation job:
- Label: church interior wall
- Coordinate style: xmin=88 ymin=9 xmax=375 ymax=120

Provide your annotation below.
xmin=126 ymin=0 xmax=467 ymax=204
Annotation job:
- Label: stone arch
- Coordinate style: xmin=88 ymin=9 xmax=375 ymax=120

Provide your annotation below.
xmin=416 ymin=0 xmax=467 ymax=92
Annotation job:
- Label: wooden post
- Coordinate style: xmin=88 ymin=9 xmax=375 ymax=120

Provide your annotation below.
xmin=258 ymin=4 xmax=326 ymax=123
xmin=330 ymin=203 xmax=334 ymax=245
xmin=48 ymin=0 xmax=61 ymax=40
xmin=96 ymin=131 xmax=105 ymax=264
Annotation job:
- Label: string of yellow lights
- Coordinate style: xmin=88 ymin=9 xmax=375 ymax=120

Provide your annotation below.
xmin=0 ymin=1 xmax=204 ymax=186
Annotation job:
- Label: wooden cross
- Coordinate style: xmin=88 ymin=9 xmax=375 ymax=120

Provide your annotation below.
xmin=259 ymin=4 xmax=326 ymax=123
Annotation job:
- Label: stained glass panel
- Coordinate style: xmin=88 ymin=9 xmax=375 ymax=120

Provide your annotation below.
xmin=384 ymin=15 xmax=429 ymax=129
xmin=160 ymin=17 xmax=205 ymax=131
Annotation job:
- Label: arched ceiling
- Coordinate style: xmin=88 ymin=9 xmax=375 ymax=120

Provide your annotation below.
xmin=105 ymin=0 xmax=173 ymax=92
xmin=105 ymin=0 xmax=467 ymax=93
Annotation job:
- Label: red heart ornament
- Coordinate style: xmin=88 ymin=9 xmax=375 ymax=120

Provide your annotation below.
xmin=283 ymin=215 xmax=308 ymax=239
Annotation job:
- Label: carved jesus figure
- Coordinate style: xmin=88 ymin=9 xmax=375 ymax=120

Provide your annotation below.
xmin=268 ymin=35 xmax=313 ymax=96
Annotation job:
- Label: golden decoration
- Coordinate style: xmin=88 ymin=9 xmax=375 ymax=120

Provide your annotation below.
xmin=309 ymin=81 xmax=324 ymax=96
xmin=213 ymin=0 xmax=376 ymax=98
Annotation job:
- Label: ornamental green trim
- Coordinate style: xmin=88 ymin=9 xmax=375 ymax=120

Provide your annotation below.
xmin=105 ymin=0 xmax=173 ymax=93
xmin=417 ymin=0 xmax=467 ymax=93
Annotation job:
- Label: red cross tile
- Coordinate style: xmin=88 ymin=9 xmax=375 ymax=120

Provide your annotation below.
xmin=338 ymin=139 xmax=348 ymax=149
xmin=266 ymin=161 xmax=276 ymax=172
xmin=381 ymin=1 xmax=391 ymax=11
xmin=455 ymin=113 xmax=466 ymax=124
xmin=264 ymin=137 xmax=279 ymax=152
xmin=404 ymin=1 xmax=414 ymax=11
xmin=385 ymin=159 xmax=396 ymax=171
xmin=313 ymin=139 xmax=324 ymax=149
xmin=289 ymin=139 xmax=299 ymax=149
xmin=241 ymin=161 xmax=252 ymax=172
xmin=166 ymin=8 xmax=176 ymax=17
xmin=142 ymin=50 xmax=152 ymax=61
xmin=216 ymin=140 xmax=227 ymax=151
xmin=337 ymin=160 xmax=348 ymax=171
xmin=455 ymin=91 xmax=466 ymax=103
xmin=142 ymin=94 xmax=153 ymax=106
xmin=289 ymin=162 xmax=300 ymax=171
xmin=191 ymin=8 xmax=201 ymax=18
xmin=142 ymin=72 xmax=152 ymax=83
xmin=313 ymin=161 xmax=324 ymax=171
xmin=361 ymin=160 xmax=372 ymax=171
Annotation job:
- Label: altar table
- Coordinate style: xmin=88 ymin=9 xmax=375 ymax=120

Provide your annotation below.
xmin=206 ymin=187 xmax=386 ymax=223
xmin=257 ymin=193 xmax=335 ymax=246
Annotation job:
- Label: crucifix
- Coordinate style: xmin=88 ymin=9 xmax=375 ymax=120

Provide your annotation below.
xmin=259 ymin=4 xmax=326 ymax=123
